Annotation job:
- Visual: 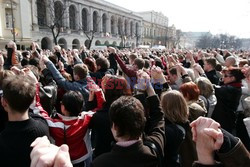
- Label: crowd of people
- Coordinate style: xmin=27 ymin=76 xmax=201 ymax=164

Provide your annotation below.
xmin=0 ymin=40 xmax=250 ymax=167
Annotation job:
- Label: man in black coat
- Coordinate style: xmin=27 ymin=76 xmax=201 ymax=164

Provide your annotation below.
xmin=0 ymin=74 xmax=50 ymax=167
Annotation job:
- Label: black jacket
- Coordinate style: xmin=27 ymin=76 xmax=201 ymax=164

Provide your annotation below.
xmin=212 ymin=83 xmax=242 ymax=133
xmin=92 ymin=95 xmax=165 ymax=167
xmin=205 ymin=70 xmax=220 ymax=85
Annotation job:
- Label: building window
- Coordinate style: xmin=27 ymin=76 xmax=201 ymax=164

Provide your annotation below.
xmin=5 ymin=8 xmax=12 ymax=28
xmin=37 ymin=0 xmax=47 ymax=26
xmin=82 ymin=8 xmax=88 ymax=31
xmin=69 ymin=5 xmax=76 ymax=30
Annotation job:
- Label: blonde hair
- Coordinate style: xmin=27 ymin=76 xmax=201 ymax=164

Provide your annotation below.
xmin=195 ymin=77 xmax=214 ymax=98
xmin=161 ymin=90 xmax=189 ymax=123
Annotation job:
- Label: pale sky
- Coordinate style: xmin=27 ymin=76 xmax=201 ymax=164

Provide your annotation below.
xmin=105 ymin=0 xmax=250 ymax=38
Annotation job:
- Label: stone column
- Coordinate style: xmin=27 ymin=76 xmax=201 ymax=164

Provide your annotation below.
xmin=74 ymin=3 xmax=80 ymax=30
xmin=64 ymin=1 xmax=70 ymax=31
xmin=20 ymin=0 xmax=32 ymax=39
xmin=78 ymin=4 xmax=83 ymax=35
xmin=106 ymin=13 xmax=111 ymax=34
xmin=114 ymin=16 xmax=118 ymax=35
xmin=31 ymin=0 xmax=39 ymax=31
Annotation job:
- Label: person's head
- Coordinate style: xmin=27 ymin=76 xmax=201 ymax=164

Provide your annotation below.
xmin=0 ymin=70 xmax=15 ymax=89
xmin=1 ymin=75 xmax=36 ymax=113
xmin=84 ymin=57 xmax=97 ymax=73
xmin=49 ymin=54 xmax=59 ymax=65
xmin=29 ymin=58 xmax=40 ymax=69
xmin=133 ymin=58 xmax=145 ymax=70
xmin=204 ymin=58 xmax=216 ymax=72
xmin=154 ymin=57 xmax=163 ymax=69
xmin=239 ymin=59 xmax=248 ymax=68
xmin=225 ymin=56 xmax=237 ymax=68
xmin=61 ymin=91 xmax=84 ymax=116
xmin=161 ymin=90 xmax=188 ymax=124
xmin=195 ymin=77 xmax=214 ymax=98
xmin=215 ymin=64 xmax=222 ymax=72
xmin=222 ymin=67 xmax=245 ymax=84
xmin=168 ymin=67 xmax=178 ymax=84
xmin=73 ymin=64 xmax=89 ymax=81
xmin=129 ymin=54 xmax=138 ymax=65
xmin=179 ymin=82 xmax=200 ymax=102
xmin=7 ymin=40 xmax=17 ymax=51
xmin=96 ymin=57 xmax=110 ymax=70
xmin=144 ymin=59 xmax=150 ymax=69
xmin=54 ymin=45 xmax=61 ymax=52
xmin=101 ymin=75 xmax=132 ymax=107
xmin=110 ymin=96 xmax=145 ymax=141
xmin=22 ymin=51 xmax=31 ymax=59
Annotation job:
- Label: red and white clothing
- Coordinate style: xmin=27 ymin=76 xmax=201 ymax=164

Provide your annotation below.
xmin=32 ymin=84 xmax=105 ymax=164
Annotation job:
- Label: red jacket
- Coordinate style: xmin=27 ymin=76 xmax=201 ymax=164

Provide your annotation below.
xmin=33 ymin=84 xmax=105 ymax=164
xmin=113 ymin=53 xmax=137 ymax=78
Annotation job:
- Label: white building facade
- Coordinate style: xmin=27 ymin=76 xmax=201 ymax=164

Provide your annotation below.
xmin=0 ymin=0 xmax=143 ymax=49
xmin=137 ymin=11 xmax=168 ymax=47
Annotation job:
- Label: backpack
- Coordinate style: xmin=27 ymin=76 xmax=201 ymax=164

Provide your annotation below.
xmin=144 ymin=140 xmax=165 ymax=167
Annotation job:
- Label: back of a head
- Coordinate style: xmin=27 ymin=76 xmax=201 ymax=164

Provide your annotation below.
xmin=134 ymin=58 xmax=145 ymax=70
xmin=195 ymin=77 xmax=214 ymax=98
xmin=225 ymin=56 xmax=236 ymax=67
xmin=84 ymin=57 xmax=97 ymax=72
xmin=96 ymin=57 xmax=110 ymax=70
xmin=2 ymin=75 xmax=36 ymax=113
xmin=0 ymin=70 xmax=15 ymax=89
xmin=154 ymin=57 xmax=163 ymax=69
xmin=110 ymin=96 xmax=145 ymax=140
xmin=62 ymin=91 xmax=84 ymax=116
xmin=226 ymin=67 xmax=245 ymax=83
xmin=179 ymin=82 xmax=200 ymax=101
xmin=73 ymin=64 xmax=89 ymax=80
xmin=129 ymin=54 xmax=138 ymax=62
xmin=161 ymin=90 xmax=188 ymax=124
xmin=205 ymin=58 xmax=217 ymax=69
xmin=169 ymin=67 xmax=177 ymax=75
xmin=144 ymin=59 xmax=150 ymax=69
xmin=102 ymin=75 xmax=132 ymax=107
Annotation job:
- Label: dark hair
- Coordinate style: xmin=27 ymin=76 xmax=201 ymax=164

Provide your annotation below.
xmin=169 ymin=67 xmax=177 ymax=75
xmin=22 ymin=51 xmax=30 ymax=58
xmin=21 ymin=58 xmax=29 ymax=66
xmin=62 ymin=91 xmax=84 ymax=116
xmin=144 ymin=59 xmax=150 ymax=69
xmin=73 ymin=64 xmax=88 ymax=80
xmin=224 ymin=67 xmax=245 ymax=83
xmin=215 ymin=64 xmax=222 ymax=72
xmin=49 ymin=54 xmax=59 ymax=65
xmin=84 ymin=57 xmax=97 ymax=72
xmin=96 ymin=57 xmax=110 ymax=70
xmin=205 ymin=58 xmax=217 ymax=69
xmin=102 ymin=75 xmax=132 ymax=108
xmin=134 ymin=58 xmax=145 ymax=70
xmin=2 ymin=75 xmax=36 ymax=113
xmin=29 ymin=58 xmax=40 ymax=68
xmin=155 ymin=57 xmax=163 ymax=69
xmin=110 ymin=96 xmax=145 ymax=139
